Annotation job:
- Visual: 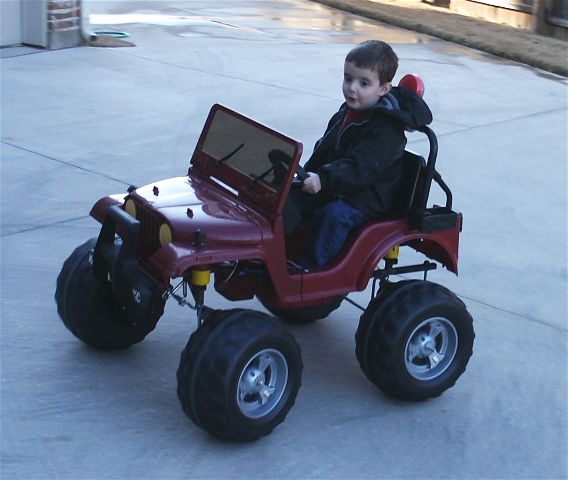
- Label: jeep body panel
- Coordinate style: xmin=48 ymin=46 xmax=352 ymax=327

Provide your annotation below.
xmin=89 ymin=104 xmax=461 ymax=308
xmin=252 ymin=216 xmax=460 ymax=309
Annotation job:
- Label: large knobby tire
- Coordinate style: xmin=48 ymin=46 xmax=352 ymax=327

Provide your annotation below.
xmin=177 ymin=309 xmax=303 ymax=441
xmin=355 ymin=280 xmax=421 ymax=380
xmin=55 ymin=238 xmax=164 ymax=350
xmin=260 ymin=296 xmax=343 ymax=324
xmin=356 ymin=281 xmax=474 ymax=401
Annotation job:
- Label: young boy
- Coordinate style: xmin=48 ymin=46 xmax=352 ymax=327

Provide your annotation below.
xmin=291 ymin=40 xmax=432 ymax=269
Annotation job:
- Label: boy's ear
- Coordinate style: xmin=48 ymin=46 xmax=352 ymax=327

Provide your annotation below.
xmin=379 ymin=82 xmax=392 ymax=96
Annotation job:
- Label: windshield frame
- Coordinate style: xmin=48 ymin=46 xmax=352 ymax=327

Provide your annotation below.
xmin=190 ymin=104 xmax=303 ymax=216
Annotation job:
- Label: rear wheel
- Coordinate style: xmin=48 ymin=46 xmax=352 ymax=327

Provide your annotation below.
xmin=55 ymin=238 xmax=164 ymax=350
xmin=355 ymin=280 xmax=421 ymax=380
xmin=356 ymin=281 xmax=474 ymax=400
xmin=177 ymin=309 xmax=302 ymax=441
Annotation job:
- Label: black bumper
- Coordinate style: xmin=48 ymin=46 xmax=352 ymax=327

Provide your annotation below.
xmin=93 ymin=205 xmax=164 ymax=321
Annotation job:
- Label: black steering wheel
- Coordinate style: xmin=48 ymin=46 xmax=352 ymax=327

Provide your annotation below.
xmin=268 ymin=149 xmax=310 ymax=189
xmin=292 ymin=164 xmax=309 ymax=189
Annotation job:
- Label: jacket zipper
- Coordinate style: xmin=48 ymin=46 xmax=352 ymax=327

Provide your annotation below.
xmin=335 ymin=117 xmax=370 ymax=149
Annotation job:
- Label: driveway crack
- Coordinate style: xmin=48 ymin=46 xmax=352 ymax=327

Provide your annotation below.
xmin=2 ymin=141 xmax=130 ymax=186
xmin=1 ymin=216 xmax=92 ymax=238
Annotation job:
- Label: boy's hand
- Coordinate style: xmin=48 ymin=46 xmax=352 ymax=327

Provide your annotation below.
xmin=302 ymin=172 xmax=321 ymax=194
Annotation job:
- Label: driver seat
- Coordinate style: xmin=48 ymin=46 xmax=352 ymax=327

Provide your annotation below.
xmin=392 ymin=74 xmax=426 ymax=217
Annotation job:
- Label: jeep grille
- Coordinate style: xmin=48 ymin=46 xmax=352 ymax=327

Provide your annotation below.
xmin=134 ymin=202 xmax=162 ymax=260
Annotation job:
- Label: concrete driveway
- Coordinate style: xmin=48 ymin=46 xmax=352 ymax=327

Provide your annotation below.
xmin=1 ymin=1 xmax=566 ymax=478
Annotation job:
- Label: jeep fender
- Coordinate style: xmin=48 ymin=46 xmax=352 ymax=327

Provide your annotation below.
xmin=357 ymin=225 xmax=460 ymax=291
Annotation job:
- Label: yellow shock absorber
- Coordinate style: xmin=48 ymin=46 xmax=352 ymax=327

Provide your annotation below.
xmin=385 ymin=244 xmax=400 ymax=261
xmin=191 ymin=267 xmax=211 ymax=287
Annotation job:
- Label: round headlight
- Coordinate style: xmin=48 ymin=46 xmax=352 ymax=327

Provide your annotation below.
xmin=125 ymin=199 xmax=137 ymax=218
xmin=159 ymin=223 xmax=172 ymax=245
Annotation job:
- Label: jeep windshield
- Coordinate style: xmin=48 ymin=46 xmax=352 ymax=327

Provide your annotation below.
xmin=191 ymin=105 xmax=303 ymax=215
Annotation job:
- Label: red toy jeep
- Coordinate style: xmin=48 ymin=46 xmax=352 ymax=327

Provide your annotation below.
xmin=56 ymin=75 xmax=474 ymax=441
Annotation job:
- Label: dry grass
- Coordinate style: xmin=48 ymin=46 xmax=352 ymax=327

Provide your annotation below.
xmin=311 ymin=0 xmax=568 ymax=77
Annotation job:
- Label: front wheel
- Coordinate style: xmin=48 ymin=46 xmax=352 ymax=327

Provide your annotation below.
xmin=177 ymin=309 xmax=302 ymax=441
xmin=55 ymin=238 xmax=164 ymax=350
xmin=356 ymin=281 xmax=474 ymax=401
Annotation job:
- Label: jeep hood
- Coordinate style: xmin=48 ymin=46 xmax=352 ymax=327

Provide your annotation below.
xmin=130 ymin=176 xmax=269 ymax=246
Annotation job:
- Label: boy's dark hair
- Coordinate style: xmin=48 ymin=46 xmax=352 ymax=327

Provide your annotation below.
xmin=345 ymin=40 xmax=398 ymax=85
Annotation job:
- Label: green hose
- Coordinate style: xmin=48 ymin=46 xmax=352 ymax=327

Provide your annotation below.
xmin=93 ymin=30 xmax=129 ymax=39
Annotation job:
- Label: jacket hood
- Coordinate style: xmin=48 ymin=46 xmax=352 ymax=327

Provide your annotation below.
xmin=339 ymin=86 xmax=433 ymax=130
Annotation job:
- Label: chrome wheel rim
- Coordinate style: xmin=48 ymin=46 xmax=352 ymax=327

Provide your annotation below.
xmin=404 ymin=317 xmax=458 ymax=381
xmin=236 ymin=348 xmax=288 ymax=419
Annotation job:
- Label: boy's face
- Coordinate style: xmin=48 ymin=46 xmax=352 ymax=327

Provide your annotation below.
xmin=342 ymin=61 xmax=391 ymax=110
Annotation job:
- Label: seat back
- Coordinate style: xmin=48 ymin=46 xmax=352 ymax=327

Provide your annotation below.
xmin=392 ymin=74 xmax=426 ymax=217
xmin=392 ymin=150 xmax=425 ymax=217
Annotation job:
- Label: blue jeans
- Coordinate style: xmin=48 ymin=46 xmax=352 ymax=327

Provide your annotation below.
xmin=289 ymin=190 xmax=368 ymax=268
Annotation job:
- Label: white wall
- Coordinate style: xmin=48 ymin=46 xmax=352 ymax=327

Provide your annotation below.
xmin=1 ymin=0 xmax=22 ymax=46
xmin=1 ymin=0 xmax=48 ymax=48
xmin=22 ymin=0 xmax=47 ymax=47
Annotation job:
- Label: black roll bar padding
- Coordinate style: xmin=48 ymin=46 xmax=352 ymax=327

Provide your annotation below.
xmin=416 ymin=125 xmax=438 ymax=210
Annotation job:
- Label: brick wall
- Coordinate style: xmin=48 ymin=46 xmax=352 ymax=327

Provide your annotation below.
xmin=48 ymin=0 xmax=82 ymax=49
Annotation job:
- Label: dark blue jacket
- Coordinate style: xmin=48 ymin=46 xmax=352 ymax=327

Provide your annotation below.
xmin=305 ymin=86 xmax=433 ymax=217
